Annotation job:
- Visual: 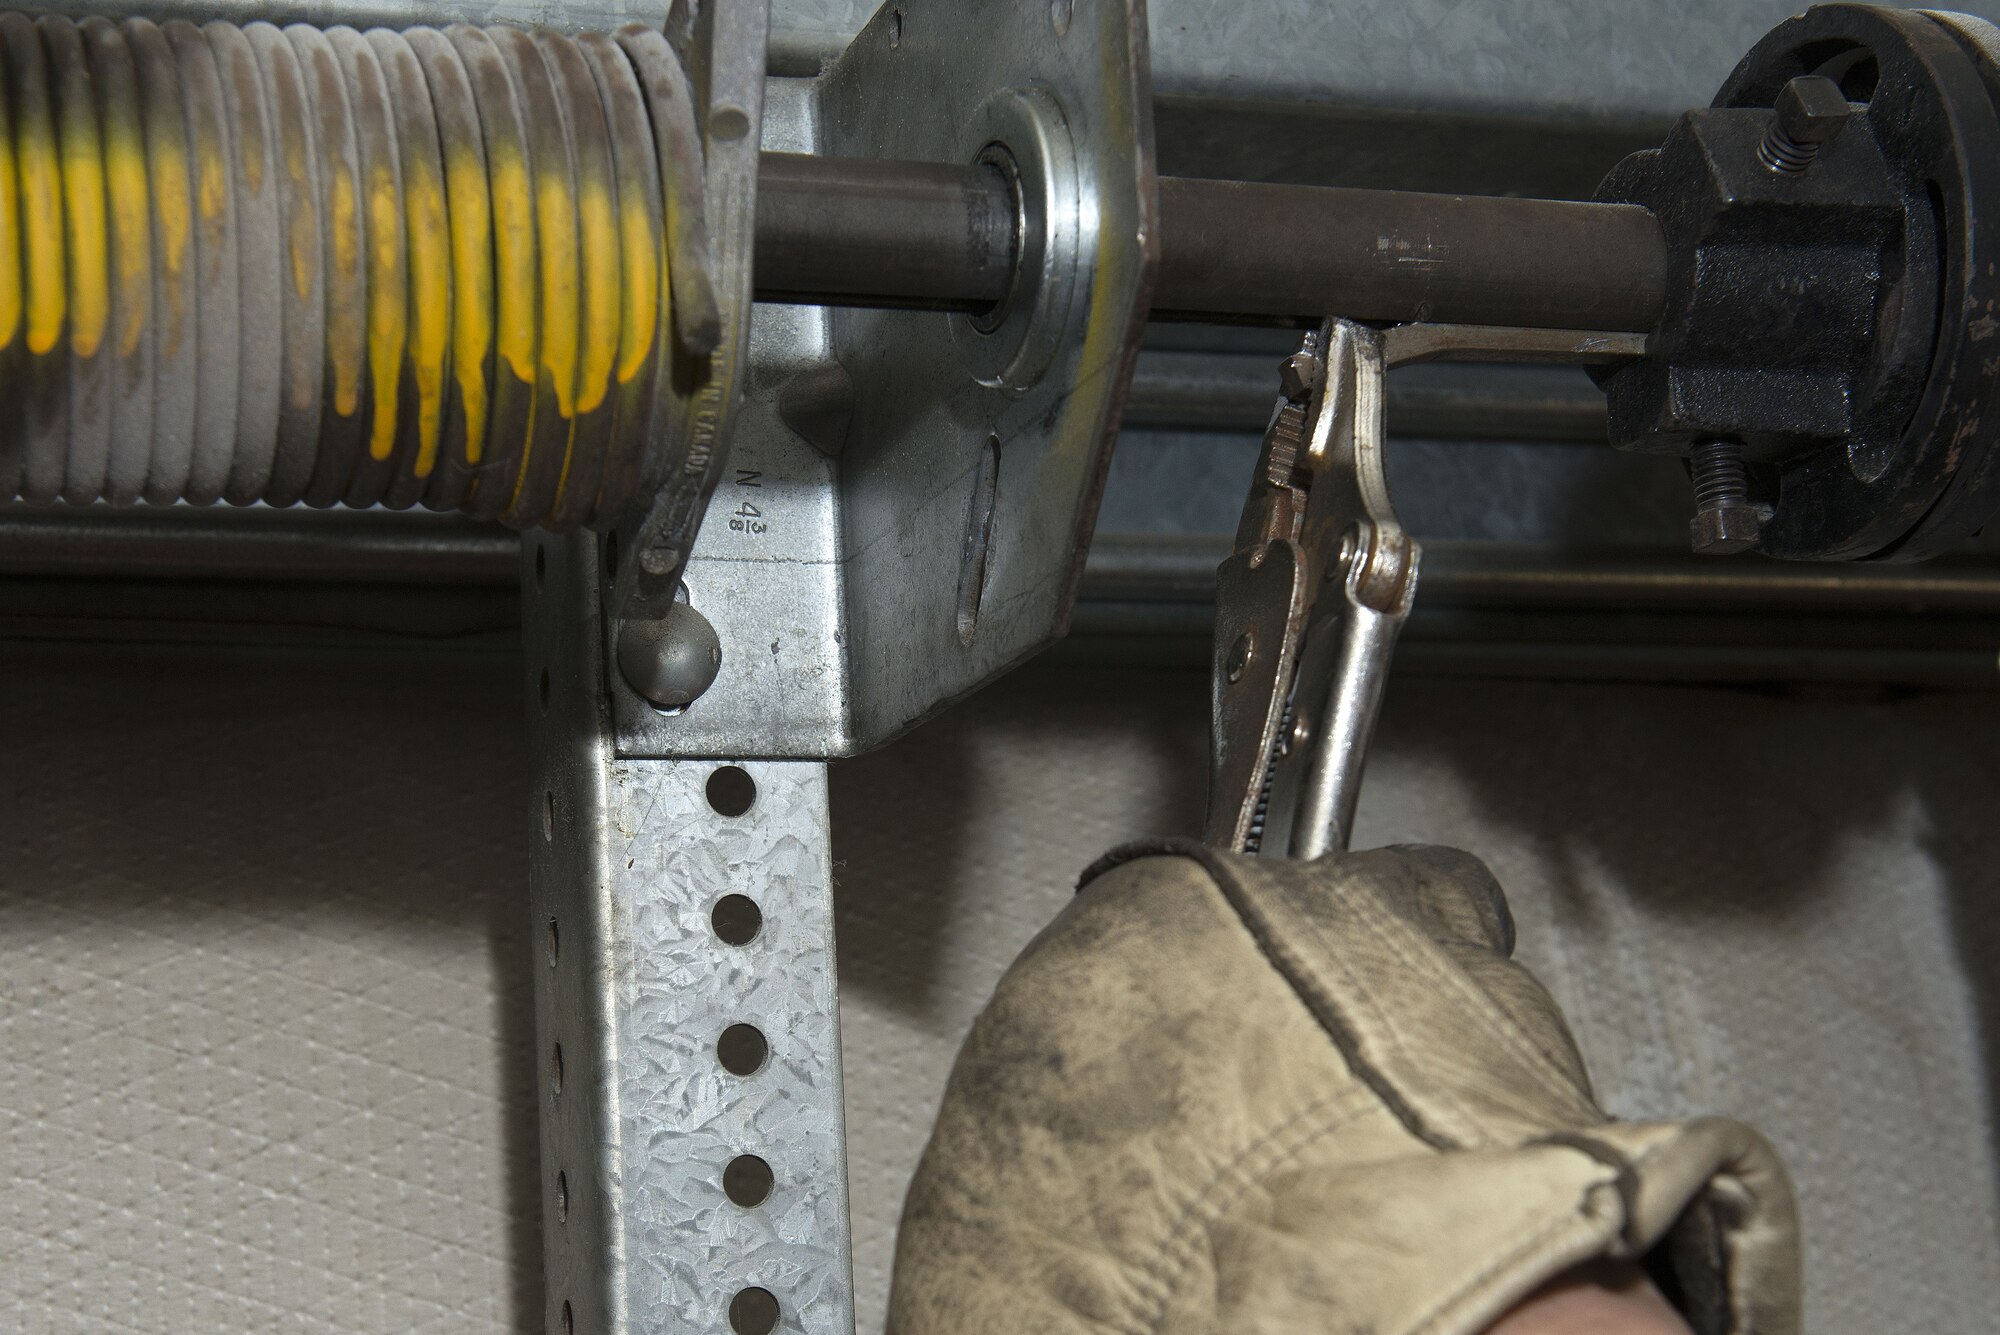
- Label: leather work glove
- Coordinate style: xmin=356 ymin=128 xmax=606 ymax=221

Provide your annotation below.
xmin=886 ymin=840 xmax=1800 ymax=1335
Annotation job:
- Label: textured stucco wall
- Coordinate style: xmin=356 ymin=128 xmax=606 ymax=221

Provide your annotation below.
xmin=2 ymin=643 xmax=1994 ymax=1332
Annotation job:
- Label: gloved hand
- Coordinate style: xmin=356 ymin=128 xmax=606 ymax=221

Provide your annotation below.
xmin=886 ymin=840 xmax=1800 ymax=1335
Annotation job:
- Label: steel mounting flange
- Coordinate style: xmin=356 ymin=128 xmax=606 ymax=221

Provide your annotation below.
xmin=813 ymin=0 xmax=1158 ymax=742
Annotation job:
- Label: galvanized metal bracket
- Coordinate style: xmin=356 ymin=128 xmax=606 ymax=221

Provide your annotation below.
xmin=815 ymin=0 xmax=1158 ymax=746
xmin=611 ymin=0 xmax=1158 ymax=758
xmin=528 ymin=527 xmax=854 ymax=1335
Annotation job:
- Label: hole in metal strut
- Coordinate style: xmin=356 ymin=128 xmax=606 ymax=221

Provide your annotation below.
xmin=1050 ymin=0 xmax=1073 ymax=36
xmin=723 ymin=1154 xmax=774 ymax=1207
xmin=543 ymin=791 xmax=555 ymax=842
xmin=709 ymin=104 xmax=750 ymax=141
xmin=956 ymin=435 xmax=1002 ymax=644
xmin=717 ymin=1023 xmax=769 ymax=1076
xmin=551 ymin=1042 xmax=564 ymax=1097
xmin=888 ymin=8 xmax=903 ymax=48
xmin=729 ymin=1287 xmax=780 ymax=1335
xmin=711 ymin=894 xmax=763 ymax=946
xmin=556 ymin=1169 xmax=568 ymax=1222
xmin=561 ymin=1299 xmax=573 ymax=1334
xmin=706 ymin=765 xmax=756 ymax=817
xmin=547 ymin=917 xmax=559 ymax=968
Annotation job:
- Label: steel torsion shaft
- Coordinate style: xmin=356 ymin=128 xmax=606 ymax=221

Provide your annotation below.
xmin=0 ymin=13 xmax=716 ymax=528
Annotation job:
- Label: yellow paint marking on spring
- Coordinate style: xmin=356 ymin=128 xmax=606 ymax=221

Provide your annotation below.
xmin=488 ymin=141 xmax=534 ymax=389
xmin=534 ymin=171 xmax=578 ymax=419
xmin=574 ymin=176 xmax=619 ymax=416
xmin=404 ymin=150 xmax=451 ymax=477
xmin=58 ymin=91 xmax=109 ymax=360
xmin=236 ymin=91 xmax=263 ymax=196
xmin=195 ymin=118 xmax=226 ymax=227
xmin=105 ymin=126 xmax=152 ymax=358
xmin=281 ymin=119 xmax=315 ymax=303
xmin=613 ymin=183 xmax=657 ymax=384
xmin=19 ymin=101 xmax=64 ymax=356
xmin=328 ymin=165 xmax=361 ymax=415
xmin=442 ymin=140 xmax=491 ymax=463
xmin=0 ymin=75 xmax=21 ymax=353
xmin=152 ymin=134 xmax=190 ymax=358
xmin=365 ymin=160 xmax=405 ymax=460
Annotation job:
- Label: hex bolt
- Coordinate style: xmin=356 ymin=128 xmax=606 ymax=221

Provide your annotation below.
xmin=1687 ymin=440 xmax=1763 ymax=556
xmin=1758 ymin=74 xmax=1852 ymax=173
xmin=616 ymin=602 xmax=724 ymax=709
xmin=1278 ymin=352 xmax=1322 ymax=402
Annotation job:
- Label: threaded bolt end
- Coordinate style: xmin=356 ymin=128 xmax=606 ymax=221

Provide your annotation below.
xmin=1758 ymin=123 xmax=1819 ymax=173
xmin=1690 ymin=440 xmax=1749 ymax=510
xmin=1687 ymin=440 xmax=1761 ymax=556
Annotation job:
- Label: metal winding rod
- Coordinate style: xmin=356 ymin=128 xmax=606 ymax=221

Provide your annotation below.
xmin=0 ymin=13 xmax=717 ymax=528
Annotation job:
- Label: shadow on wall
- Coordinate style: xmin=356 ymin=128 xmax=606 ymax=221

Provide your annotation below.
xmin=831 ymin=657 xmax=2000 ymax=1254
xmin=1377 ymin=676 xmax=2000 ymax=1224
xmin=829 ymin=660 xmax=1211 ymax=1023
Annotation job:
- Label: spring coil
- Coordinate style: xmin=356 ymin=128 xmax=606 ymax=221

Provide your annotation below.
xmin=0 ymin=13 xmax=718 ymax=529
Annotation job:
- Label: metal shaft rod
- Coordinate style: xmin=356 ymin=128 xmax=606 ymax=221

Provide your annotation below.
xmin=753 ymin=151 xmax=1019 ymax=309
xmin=754 ymin=152 xmax=1669 ymax=331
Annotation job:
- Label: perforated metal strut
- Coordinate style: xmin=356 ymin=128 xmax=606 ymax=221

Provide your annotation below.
xmin=0 ymin=13 xmax=717 ymax=529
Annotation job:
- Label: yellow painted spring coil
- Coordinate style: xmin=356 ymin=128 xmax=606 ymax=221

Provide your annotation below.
xmin=0 ymin=13 xmax=718 ymax=529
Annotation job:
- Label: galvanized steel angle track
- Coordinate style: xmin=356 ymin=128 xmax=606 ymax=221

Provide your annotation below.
xmin=522 ymin=529 xmax=618 ymax=1335
xmin=814 ymin=0 xmax=1158 ymax=747
xmin=525 ymin=529 xmax=854 ymax=1335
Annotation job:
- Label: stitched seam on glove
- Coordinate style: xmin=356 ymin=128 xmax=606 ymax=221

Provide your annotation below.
xmin=1088 ymin=840 xmax=1598 ymax=1147
xmin=1086 ymin=838 xmax=1460 ymax=1152
xmin=1124 ymin=1086 xmax=1382 ymax=1335
xmin=1405 ymin=1176 xmax=1622 ymax=1335
xmin=1303 ymin=860 xmax=1599 ymax=1124
xmin=1534 ymin=1132 xmax=1646 ymax=1248
xmin=1270 ymin=863 xmax=1504 ymax=1148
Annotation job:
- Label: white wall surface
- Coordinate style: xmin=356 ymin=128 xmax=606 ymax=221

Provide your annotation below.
xmin=2 ymin=643 xmax=1995 ymax=1332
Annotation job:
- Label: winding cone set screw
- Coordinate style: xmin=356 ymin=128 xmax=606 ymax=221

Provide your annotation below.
xmin=1688 ymin=439 xmax=1763 ymax=556
xmin=0 ymin=13 xmax=717 ymax=529
xmin=1758 ymin=74 xmax=1853 ymax=173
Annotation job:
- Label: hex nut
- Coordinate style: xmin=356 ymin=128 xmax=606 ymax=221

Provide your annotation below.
xmin=1278 ymin=353 xmax=1322 ymax=402
xmin=1689 ymin=504 xmax=1763 ymax=556
xmin=1775 ymin=74 xmax=1852 ymax=146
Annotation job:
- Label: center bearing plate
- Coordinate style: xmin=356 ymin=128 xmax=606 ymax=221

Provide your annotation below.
xmin=815 ymin=0 xmax=1158 ymax=743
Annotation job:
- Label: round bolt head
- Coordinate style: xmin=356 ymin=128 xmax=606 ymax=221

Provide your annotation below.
xmin=1775 ymin=74 xmax=1851 ymax=146
xmin=1689 ymin=504 xmax=1763 ymax=556
xmin=617 ymin=603 xmax=723 ymax=709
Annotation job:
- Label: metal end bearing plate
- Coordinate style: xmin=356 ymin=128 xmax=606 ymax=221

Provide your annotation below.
xmin=817 ymin=0 xmax=1158 ymax=746
xmin=1720 ymin=4 xmax=2000 ymax=560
